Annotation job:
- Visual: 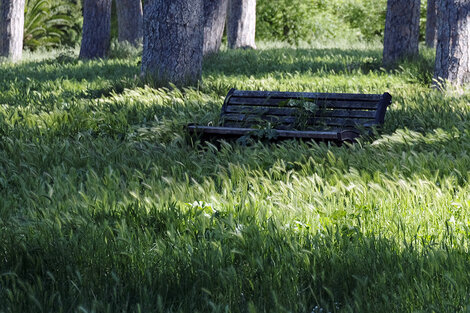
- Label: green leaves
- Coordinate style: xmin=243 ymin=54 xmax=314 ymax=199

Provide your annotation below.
xmin=24 ymin=0 xmax=81 ymax=50
xmin=256 ymin=0 xmax=387 ymax=44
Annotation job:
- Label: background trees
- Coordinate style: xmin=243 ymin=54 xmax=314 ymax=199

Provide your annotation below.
xmin=434 ymin=0 xmax=470 ymax=86
xmin=79 ymin=0 xmax=112 ymax=59
xmin=0 ymin=0 xmax=25 ymax=62
xmin=425 ymin=0 xmax=438 ymax=48
xmin=0 ymin=0 xmax=468 ymax=89
xmin=141 ymin=0 xmax=204 ymax=87
xmin=227 ymin=0 xmax=257 ymax=49
xmin=115 ymin=0 xmax=142 ymax=45
xmin=203 ymin=0 xmax=228 ymax=55
xmin=382 ymin=0 xmax=421 ymax=66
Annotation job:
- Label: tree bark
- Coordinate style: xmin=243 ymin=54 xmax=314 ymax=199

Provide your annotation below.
xmin=141 ymin=0 xmax=204 ymax=87
xmin=116 ymin=0 xmax=143 ymax=45
xmin=425 ymin=0 xmax=438 ymax=47
xmin=79 ymin=0 xmax=112 ymax=59
xmin=0 ymin=0 xmax=25 ymax=62
xmin=434 ymin=0 xmax=470 ymax=86
xmin=203 ymin=0 xmax=228 ymax=55
xmin=227 ymin=0 xmax=256 ymax=49
xmin=383 ymin=0 xmax=420 ymax=66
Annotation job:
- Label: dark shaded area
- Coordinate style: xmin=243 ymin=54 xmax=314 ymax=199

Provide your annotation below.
xmin=0 ymin=56 xmax=140 ymax=107
xmin=1 ymin=209 xmax=470 ymax=313
xmin=204 ymin=47 xmax=383 ymax=77
xmin=1 ymin=46 xmax=468 ymax=185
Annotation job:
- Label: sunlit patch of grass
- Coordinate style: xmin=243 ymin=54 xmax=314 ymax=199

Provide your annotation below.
xmin=1 ymin=42 xmax=470 ymax=312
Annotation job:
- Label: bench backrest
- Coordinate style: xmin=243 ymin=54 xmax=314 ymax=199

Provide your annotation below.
xmin=220 ymin=89 xmax=392 ymax=131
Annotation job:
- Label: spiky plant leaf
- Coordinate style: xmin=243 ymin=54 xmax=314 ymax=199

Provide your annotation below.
xmin=24 ymin=0 xmax=76 ymax=50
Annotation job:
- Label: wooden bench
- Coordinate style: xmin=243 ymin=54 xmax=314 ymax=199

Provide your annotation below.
xmin=188 ymin=89 xmax=392 ymax=143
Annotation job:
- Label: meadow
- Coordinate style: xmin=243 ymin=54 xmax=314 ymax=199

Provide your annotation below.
xmin=1 ymin=42 xmax=470 ymax=312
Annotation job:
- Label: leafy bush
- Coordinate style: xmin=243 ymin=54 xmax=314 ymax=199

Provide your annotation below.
xmin=256 ymin=0 xmax=390 ymax=43
xmin=256 ymin=0 xmax=353 ymax=44
xmin=332 ymin=0 xmax=387 ymax=41
xmin=257 ymin=0 xmax=430 ymax=44
xmin=257 ymin=0 xmax=316 ymax=44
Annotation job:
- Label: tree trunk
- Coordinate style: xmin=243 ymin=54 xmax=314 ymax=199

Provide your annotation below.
xmin=141 ymin=0 xmax=204 ymax=87
xmin=227 ymin=0 xmax=256 ymax=49
xmin=79 ymin=0 xmax=112 ymax=59
xmin=0 ymin=0 xmax=25 ymax=62
xmin=434 ymin=0 xmax=470 ymax=86
xmin=383 ymin=0 xmax=420 ymax=66
xmin=116 ymin=0 xmax=143 ymax=45
xmin=425 ymin=0 xmax=438 ymax=47
xmin=203 ymin=0 xmax=228 ymax=55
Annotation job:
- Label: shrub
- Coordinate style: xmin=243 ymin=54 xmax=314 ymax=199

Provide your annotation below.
xmin=257 ymin=0 xmax=317 ymax=44
xmin=256 ymin=0 xmax=392 ymax=43
xmin=332 ymin=0 xmax=387 ymax=41
xmin=256 ymin=0 xmax=356 ymax=44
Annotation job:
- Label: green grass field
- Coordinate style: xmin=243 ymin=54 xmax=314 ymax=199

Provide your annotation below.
xmin=1 ymin=42 xmax=470 ymax=313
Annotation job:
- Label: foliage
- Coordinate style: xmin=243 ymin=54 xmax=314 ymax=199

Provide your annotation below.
xmin=257 ymin=0 xmax=429 ymax=43
xmin=257 ymin=0 xmax=316 ymax=44
xmin=2 ymin=43 xmax=470 ymax=312
xmin=332 ymin=0 xmax=387 ymax=41
xmin=23 ymin=0 xmax=429 ymax=51
xmin=257 ymin=0 xmax=354 ymax=44
xmin=23 ymin=0 xmax=82 ymax=50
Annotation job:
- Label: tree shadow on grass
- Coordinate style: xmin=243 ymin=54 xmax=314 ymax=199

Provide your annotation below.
xmin=0 ymin=44 xmax=465 ymax=191
xmin=2 ymin=206 xmax=470 ymax=313
xmin=5 ymin=76 xmax=467 ymax=192
xmin=203 ymin=47 xmax=384 ymax=77
xmin=0 ymin=57 xmax=141 ymax=107
xmin=1 ymin=45 xmax=467 ymax=206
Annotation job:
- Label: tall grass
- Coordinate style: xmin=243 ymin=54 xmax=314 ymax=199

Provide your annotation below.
xmin=1 ymin=43 xmax=470 ymax=312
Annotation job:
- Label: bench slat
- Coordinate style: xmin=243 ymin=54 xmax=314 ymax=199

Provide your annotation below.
xmin=188 ymin=125 xmax=340 ymax=139
xmin=228 ymin=97 xmax=380 ymax=110
xmin=222 ymin=113 xmax=376 ymax=128
xmin=188 ymin=125 xmax=361 ymax=141
xmin=224 ymin=106 xmax=377 ymax=119
xmin=231 ymin=90 xmax=383 ymax=101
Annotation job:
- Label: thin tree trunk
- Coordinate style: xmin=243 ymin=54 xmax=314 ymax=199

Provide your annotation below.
xmin=383 ymin=0 xmax=420 ymax=66
xmin=434 ymin=0 xmax=470 ymax=86
xmin=203 ymin=0 xmax=228 ymax=55
xmin=227 ymin=0 xmax=256 ymax=49
xmin=141 ymin=0 xmax=204 ymax=87
xmin=79 ymin=0 xmax=112 ymax=59
xmin=116 ymin=0 xmax=143 ymax=45
xmin=0 ymin=0 xmax=25 ymax=62
xmin=425 ymin=0 xmax=438 ymax=47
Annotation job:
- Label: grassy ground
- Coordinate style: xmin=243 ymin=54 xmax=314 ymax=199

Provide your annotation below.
xmin=1 ymin=42 xmax=470 ymax=313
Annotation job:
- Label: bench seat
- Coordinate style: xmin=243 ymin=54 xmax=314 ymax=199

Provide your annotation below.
xmin=188 ymin=89 xmax=392 ymax=143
